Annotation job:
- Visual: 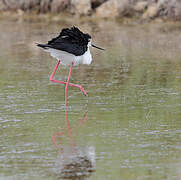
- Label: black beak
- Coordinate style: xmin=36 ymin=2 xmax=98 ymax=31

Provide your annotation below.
xmin=92 ymin=44 xmax=105 ymax=50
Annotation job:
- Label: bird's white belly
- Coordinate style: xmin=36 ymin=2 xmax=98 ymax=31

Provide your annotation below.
xmin=45 ymin=48 xmax=92 ymax=66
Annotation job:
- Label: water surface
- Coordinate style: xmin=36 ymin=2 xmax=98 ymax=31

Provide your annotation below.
xmin=1 ymin=19 xmax=181 ymax=179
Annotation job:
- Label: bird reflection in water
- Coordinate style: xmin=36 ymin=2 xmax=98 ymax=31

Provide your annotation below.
xmin=52 ymin=109 xmax=96 ymax=179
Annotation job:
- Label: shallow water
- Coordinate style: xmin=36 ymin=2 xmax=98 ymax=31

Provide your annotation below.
xmin=1 ymin=18 xmax=181 ymax=179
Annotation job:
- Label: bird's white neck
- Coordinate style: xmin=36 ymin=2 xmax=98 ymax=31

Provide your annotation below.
xmin=82 ymin=47 xmax=92 ymax=65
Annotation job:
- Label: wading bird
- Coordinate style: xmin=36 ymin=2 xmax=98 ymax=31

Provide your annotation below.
xmin=37 ymin=26 xmax=104 ymax=108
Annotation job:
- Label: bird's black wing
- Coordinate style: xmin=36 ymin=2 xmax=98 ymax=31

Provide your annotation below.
xmin=48 ymin=37 xmax=88 ymax=56
xmin=37 ymin=27 xmax=91 ymax=56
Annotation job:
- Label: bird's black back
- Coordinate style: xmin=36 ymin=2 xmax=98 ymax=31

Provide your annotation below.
xmin=38 ymin=26 xmax=91 ymax=56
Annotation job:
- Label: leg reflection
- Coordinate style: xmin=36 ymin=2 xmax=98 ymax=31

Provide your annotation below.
xmin=52 ymin=110 xmax=96 ymax=179
xmin=52 ymin=110 xmax=87 ymax=148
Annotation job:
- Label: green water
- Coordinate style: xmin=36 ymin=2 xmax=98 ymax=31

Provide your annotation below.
xmin=1 ymin=19 xmax=181 ymax=180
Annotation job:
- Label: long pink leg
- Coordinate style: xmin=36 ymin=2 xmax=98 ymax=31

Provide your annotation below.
xmin=65 ymin=62 xmax=74 ymax=109
xmin=49 ymin=60 xmax=88 ymax=96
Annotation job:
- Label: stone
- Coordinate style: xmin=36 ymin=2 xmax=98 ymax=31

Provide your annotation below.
xmin=22 ymin=0 xmax=41 ymax=11
xmin=166 ymin=0 xmax=181 ymax=20
xmin=156 ymin=0 xmax=168 ymax=17
xmin=174 ymin=2 xmax=181 ymax=19
xmin=0 ymin=1 xmax=7 ymax=10
xmin=1 ymin=0 xmax=20 ymax=9
xmin=51 ymin=0 xmax=70 ymax=13
xmin=142 ymin=3 xmax=158 ymax=19
xmin=134 ymin=1 xmax=148 ymax=12
xmin=17 ymin=9 xmax=24 ymax=15
xmin=91 ymin=0 xmax=107 ymax=9
xmin=155 ymin=0 xmax=181 ymax=20
xmin=1 ymin=0 xmax=41 ymax=11
xmin=40 ymin=0 xmax=51 ymax=13
xmin=95 ymin=0 xmax=130 ymax=18
xmin=71 ymin=0 xmax=92 ymax=15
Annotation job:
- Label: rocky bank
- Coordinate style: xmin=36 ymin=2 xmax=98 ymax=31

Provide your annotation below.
xmin=1 ymin=0 xmax=181 ymax=20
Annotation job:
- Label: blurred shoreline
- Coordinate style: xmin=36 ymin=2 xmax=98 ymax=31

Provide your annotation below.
xmin=1 ymin=0 xmax=181 ymax=23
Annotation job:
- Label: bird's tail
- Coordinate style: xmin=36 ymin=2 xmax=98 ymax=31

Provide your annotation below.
xmin=36 ymin=43 xmax=49 ymax=49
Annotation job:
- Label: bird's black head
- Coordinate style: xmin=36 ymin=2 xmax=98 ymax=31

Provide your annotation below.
xmin=68 ymin=27 xmax=104 ymax=50
xmin=84 ymin=33 xmax=91 ymax=42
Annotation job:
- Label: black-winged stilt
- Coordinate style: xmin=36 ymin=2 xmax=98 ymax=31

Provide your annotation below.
xmin=37 ymin=26 xmax=104 ymax=107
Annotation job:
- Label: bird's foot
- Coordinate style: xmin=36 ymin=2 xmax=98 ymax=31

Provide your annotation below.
xmin=79 ymin=86 xmax=88 ymax=96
